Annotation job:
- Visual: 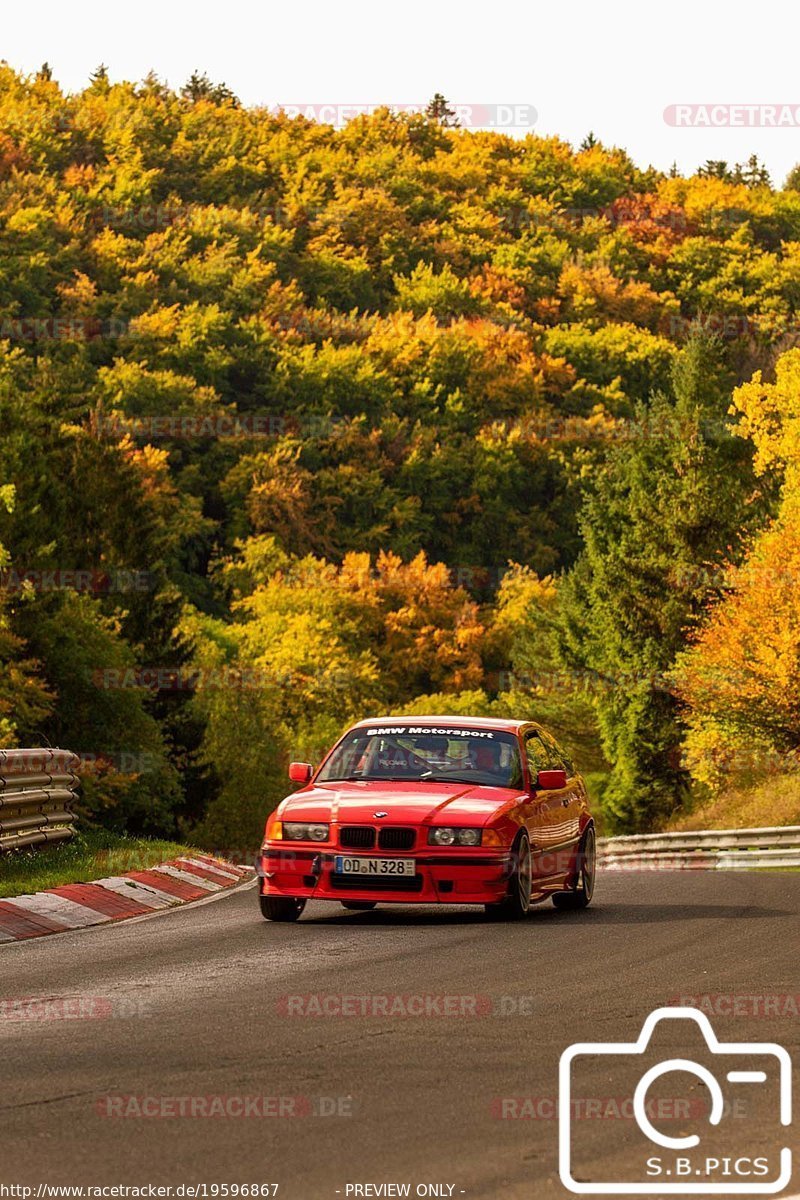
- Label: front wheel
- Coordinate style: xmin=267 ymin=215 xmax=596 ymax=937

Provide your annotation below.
xmin=485 ymin=831 xmax=532 ymax=921
xmin=340 ymin=901 xmax=377 ymax=911
xmin=259 ymin=894 xmax=306 ymax=922
xmin=553 ymin=825 xmax=595 ymax=911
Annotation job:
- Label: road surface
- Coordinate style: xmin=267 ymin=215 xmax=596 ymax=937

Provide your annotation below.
xmin=2 ymin=871 xmax=798 ymax=1198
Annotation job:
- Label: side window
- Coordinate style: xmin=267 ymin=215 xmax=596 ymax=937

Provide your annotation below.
xmin=524 ymin=732 xmax=550 ymax=778
xmin=555 ymin=740 xmax=575 ymax=777
xmin=539 ymin=731 xmax=571 ymax=775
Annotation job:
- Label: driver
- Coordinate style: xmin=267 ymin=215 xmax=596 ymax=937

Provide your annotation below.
xmin=472 ymin=741 xmax=508 ymax=781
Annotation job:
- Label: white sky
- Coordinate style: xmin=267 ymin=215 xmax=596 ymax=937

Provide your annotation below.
xmin=4 ymin=0 xmax=800 ymax=184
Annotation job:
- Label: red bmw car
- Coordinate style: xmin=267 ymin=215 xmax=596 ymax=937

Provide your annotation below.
xmin=258 ymin=716 xmax=595 ymax=921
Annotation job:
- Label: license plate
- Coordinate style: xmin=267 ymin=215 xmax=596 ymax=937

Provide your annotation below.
xmin=335 ymin=856 xmax=416 ymax=877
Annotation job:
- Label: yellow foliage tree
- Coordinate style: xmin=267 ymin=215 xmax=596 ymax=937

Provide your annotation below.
xmin=673 ymin=348 xmax=800 ymax=789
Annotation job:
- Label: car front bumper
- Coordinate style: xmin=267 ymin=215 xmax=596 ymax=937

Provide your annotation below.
xmin=259 ymin=847 xmax=515 ymax=905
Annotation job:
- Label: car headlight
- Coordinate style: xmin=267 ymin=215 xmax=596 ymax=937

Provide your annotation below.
xmin=428 ymin=827 xmax=483 ymax=846
xmin=282 ymin=821 xmax=330 ymax=842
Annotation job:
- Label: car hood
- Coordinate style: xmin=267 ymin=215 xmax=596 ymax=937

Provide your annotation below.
xmin=278 ymin=779 xmax=522 ymax=825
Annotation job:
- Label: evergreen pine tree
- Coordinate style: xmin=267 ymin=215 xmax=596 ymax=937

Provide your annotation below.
xmin=556 ymin=337 xmax=768 ymax=831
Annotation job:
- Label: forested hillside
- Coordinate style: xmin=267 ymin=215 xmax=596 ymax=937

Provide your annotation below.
xmin=2 ymin=64 xmax=800 ymax=843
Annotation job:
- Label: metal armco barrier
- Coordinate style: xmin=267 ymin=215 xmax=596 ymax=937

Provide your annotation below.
xmin=599 ymin=825 xmax=800 ymax=870
xmin=0 ymin=748 xmax=80 ymax=851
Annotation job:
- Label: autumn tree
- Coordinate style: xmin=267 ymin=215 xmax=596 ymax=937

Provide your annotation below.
xmin=0 ymin=485 xmax=53 ymax=746
xmin=425 ymin=93 xmax=458 ymax=126
xmin=184 ymin=541 xmax=486 ymax=845
xmin=557 ymin=337 xmax=765 ymax=831
xmin=673 ymin=348 xmax=800 ymax=789
xmin=180 ymin=71 xmax=239 ymax=106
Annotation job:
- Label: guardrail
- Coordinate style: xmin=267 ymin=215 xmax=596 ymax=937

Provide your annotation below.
xmin=599 ymin=825 xmax=800 ymax=870
xmin=0 ymin=749 xmax=80 ymax=852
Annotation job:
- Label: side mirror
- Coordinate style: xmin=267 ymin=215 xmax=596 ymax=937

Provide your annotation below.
xmin=536 ymin=768 xmax=567 ymax=790
xmin=288 ymin=762 xmax=313 ymax=785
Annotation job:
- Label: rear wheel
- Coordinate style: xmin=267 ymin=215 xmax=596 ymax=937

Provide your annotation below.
xmin=340 ymin=901 xmax=377 ymax=911
xmin=259 ymin=894 xmax=306 ymax=922
xmin=553 ymin=825 xmax=595 ymax=911
xmin=485 ymin=831 xmax=532 ymax=921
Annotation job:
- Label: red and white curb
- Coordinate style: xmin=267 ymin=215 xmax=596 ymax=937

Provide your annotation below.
xmin=0 ymin=855 xmax=254 ymax=942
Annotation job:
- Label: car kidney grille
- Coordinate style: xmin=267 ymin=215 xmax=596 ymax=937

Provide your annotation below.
xmin=377 ymin=827 xmax=415 ymax=850
xmin=339 ymin=826 xmax=376 ymax=848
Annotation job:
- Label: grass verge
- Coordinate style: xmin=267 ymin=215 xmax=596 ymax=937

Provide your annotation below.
xmin=667 ymin=773 xmax=800 ymax=832
xmin=0 ymin=828 xmax=196 ymax=899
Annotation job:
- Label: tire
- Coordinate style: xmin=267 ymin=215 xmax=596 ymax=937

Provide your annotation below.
xmin=485 ymin=831 xmax=532 ymax=921
xmin=340 ymin=901 xmax=377 ymax=911
xmin=259 ymin=894 xmax=306 ymax=922
xmin=553 ymin=825 xmax=595 ymax=911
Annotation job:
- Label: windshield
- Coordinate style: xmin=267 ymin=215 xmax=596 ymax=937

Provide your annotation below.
xmin=317 ymin=725 xmax=524 ymax=789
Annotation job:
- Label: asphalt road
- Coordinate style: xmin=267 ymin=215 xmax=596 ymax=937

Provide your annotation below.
xmin=1 ymin=871 xmax=798 ymax=1199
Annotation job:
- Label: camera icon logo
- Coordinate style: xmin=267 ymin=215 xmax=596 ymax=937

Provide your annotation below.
xmin=559 ymin=1007 xmax=792 ymax=1194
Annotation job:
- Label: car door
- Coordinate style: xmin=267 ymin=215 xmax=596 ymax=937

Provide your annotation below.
xmin=538 ymin=730 xmax=584 ymax=868
xmin=523 ymin=730 xmax=567 ymax=879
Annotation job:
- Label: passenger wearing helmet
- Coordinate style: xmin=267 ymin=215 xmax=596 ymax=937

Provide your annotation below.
xmin=413 ymin=735 xmax=451 ymax=772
